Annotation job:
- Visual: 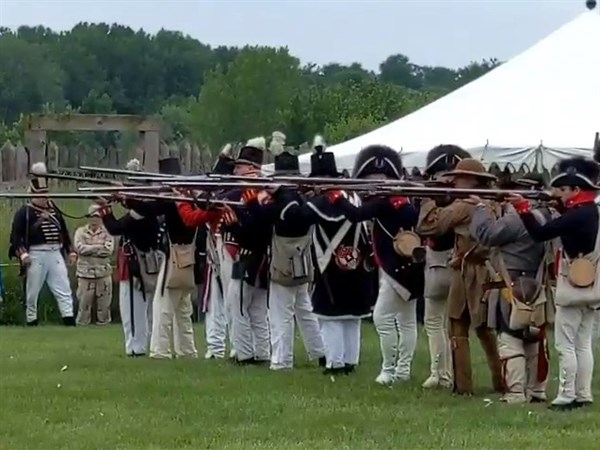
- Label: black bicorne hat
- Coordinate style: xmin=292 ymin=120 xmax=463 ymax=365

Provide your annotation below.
xmin=424 ymin=145 xmax=471 ymax=176
xmin=515 ymin=173 xmax=546 ymax=190
xmin=352 ymin=145 xmax=402 ymax=179
xmin=159 ymin=157 xmax=182 ymax=175
xmin=212 ymin=156 xmax=234 ymax=175
xmin=550 ymin=157 xmax=599 ymax=190
xmin=274 ymin=151 xmax=300 ymax=175
xmin=236 ymin=137 xmax=266 ymax=168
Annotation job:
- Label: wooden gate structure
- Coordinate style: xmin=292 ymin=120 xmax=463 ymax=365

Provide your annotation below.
xmin=24 ymin=114 xmax=161 ymax=172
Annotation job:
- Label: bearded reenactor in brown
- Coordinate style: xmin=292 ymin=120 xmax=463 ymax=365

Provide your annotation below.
xmin=420 ymin=145 xmax=471 ymax=390
xmin=417 ymin=158 xmax=504 ymax=395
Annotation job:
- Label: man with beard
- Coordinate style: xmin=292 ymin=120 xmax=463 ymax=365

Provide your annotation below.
xmin=417 ymin=158 xmax=504 ymax=396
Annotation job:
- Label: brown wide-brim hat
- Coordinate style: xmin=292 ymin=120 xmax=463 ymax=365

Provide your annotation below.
xmin=442 ymin=158 xmax=497 ymax=181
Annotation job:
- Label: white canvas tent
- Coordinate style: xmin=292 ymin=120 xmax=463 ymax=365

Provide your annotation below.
xmin=285 ymin=11 xmax=599 ymax=175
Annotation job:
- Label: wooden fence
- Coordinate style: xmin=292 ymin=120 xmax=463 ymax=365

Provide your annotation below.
xmin=0 ymin=140 xmax=219 ymax=183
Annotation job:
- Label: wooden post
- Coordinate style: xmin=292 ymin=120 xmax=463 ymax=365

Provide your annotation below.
xmin=1 ymin=140 xmax=15 ymax=181
xmin=142 ymin=131 xmax=159 ymax=172
xmin=24 ymin=129 xmax=46 ymax=167
xmin=15 ymin=142 xmax=29 ymax=179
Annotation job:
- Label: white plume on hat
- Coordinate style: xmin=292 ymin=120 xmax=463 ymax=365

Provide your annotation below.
xmin=268 ymin=131 xmax=286 ymax=156
xmin=125 ymin=158 xmax=141 ymax=171
xmin=245 ymin=136 xmax=266 ymax=151
xmin=220 ymin=143 xmax=233 ymax=157
xmin=88 ymin=204 xmax=102 ymax=216
xmin=30 ymin=162 xmax=48 ymax=176
xmin=312 ymin=134 xmax=326 ymax=151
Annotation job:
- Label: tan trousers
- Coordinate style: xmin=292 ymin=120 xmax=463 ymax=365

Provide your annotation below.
xmin=149 ymin=260 xmax=198 ymax=359
xmin=498 ymin=332 xmax=548 ymax=403
xmin=450 ymin=309 xmax=504 ymax=395
xmin=76 ymin=276 xmax=112 ymax=325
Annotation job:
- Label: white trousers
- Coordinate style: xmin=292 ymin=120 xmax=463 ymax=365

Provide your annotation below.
xmin=219 ymin=248 xmax=236 ymax=353
xmin=553 ymin=305 xmax=595 ymax=405
xmin=26 ymin=249 xmax=74 ymax=322
xmin=320 ymin=319 xmax=361 ymax=369
xmin=593 ymin=310 xmax=600 ymax=351
xmin=373 ymin=274 xmax=417 ymax=378
xmin=119 ymin=280 xmax=152 ymax=355
xmin=228 ymin=278 xmax=270 ymax=361
xmin=149 ymin=260 xmax=198 ymax=359
xmin=204 ymin=264 xmax=227 ymax=358
xmin=498 ymin=332 xmax=547 ymax=403
xmin=268 ymin=282 xmax=326 ymax=370
xmin=424 ymin=297 xmax=452 ymax=383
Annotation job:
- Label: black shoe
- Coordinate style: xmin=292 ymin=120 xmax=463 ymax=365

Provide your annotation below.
xmin=344 ymin=364 xmax=356 ymax=375
xmin=530 ymin=396 xmax=547 ymax=404
xmin=26 ymin=319 xmax=39 ymax=327
xmin=234 ymin=358 xmax=254 ymax=365
xmin=549 ymin=401 xmax=579 ymax=411
xmin=62 ymin=316 xmax=76 ymax=327
xmin=128 ymin=353 xmax=146 ymax=358
xmin=318 ymin=357 xmax=327 ymax=368
xmin=323 ymin=367 xmax=346 ymax=376
xmin=574 ymin=400 xmax=593 ymax=408
xmin=252 ymin=359 xmax=269 ymax=366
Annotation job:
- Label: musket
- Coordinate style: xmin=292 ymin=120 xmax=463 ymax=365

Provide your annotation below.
xmin=37 ymin=172 xmax=139 ymax=186
xmin=164 ymin=181 xmax=298 ymax=190
xmin=127 ymin=175 xmax=209 ymax=183
xmin=205 ymin=173 xmax=423 ymax=187
xmin=78 ymin=185 xmax=168 ymax=193
xmin=0 ymin=191 xmax=241 ymax=207
xmin=123 ymin=192 xmax=242 ymax=206
xmin=0 ymin=192 xmax=112 ymax=199
xmin=363 ymin=186 xmax=557 ymax=202
xmin=79 ymin=166 xmax=178 ymax=179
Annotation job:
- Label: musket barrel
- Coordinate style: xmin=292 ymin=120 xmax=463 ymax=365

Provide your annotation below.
xmin=78 ymin=185 xmax=167 ymax=192
xmin=123 ymin=192 xmax=242 ymax=206
xmin=0 ymin=193 xmax=110 ymax=199
xmin=39 ymin=172 xmax=139 ymax=186
xmin=80 ymin=166 xmax=176 ymax=179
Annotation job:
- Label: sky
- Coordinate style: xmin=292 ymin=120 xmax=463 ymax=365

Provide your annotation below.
xmin=0 ymin=0 xmax=590 ymax=70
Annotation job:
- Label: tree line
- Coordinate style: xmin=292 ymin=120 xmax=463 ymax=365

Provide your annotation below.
xmin=0 ymin=23 xmax=500 ymax=155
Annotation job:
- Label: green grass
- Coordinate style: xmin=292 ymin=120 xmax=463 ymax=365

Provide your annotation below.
xmin=1 ymin=324 xmax=599 ymax=450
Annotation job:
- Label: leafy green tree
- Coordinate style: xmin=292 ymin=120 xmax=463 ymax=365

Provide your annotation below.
xmin=0 ymin=34 xmax=65 ymax=123
xmin=192 ymin=46 xmax=303 ymax=150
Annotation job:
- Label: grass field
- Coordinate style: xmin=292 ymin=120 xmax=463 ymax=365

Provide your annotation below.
xmin=1 ymin=324 xmax=599 ymax=450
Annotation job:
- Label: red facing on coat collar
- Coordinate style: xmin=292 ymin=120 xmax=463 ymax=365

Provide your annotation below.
xmin=565 ymin=191 xmax=598 ymax=209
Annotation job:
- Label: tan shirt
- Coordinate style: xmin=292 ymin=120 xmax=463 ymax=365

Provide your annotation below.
xmin=417 ymin=199 xmax=493 ymax=325
xmin=74 ymin=224 xmax=114 ymax=279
